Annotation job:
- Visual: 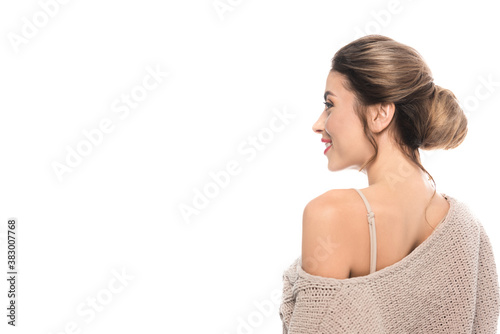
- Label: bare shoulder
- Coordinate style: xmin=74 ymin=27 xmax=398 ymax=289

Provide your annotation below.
xmin=304 ymin=188 xmax=356 ymax=221
xmin=304 ymin=188 xmax=355 ymax=210
xmin=304 ymin=188 xmax=359 ymax=223
xmin=301 ymin=189 xmax=354 ymax=279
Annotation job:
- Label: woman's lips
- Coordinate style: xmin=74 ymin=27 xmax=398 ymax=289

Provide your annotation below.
xmin=321 ymin=137 xmax=332 ymax=155
xmin=324 ymin=143 xmax=332 ymax=154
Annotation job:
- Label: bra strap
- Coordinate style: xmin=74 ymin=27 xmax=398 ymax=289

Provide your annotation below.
xmin=352 ymin=188 xmax=377 ymax=274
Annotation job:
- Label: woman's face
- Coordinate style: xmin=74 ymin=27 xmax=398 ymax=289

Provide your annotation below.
xmin=312 ymin=70 xmax=374 ymax=172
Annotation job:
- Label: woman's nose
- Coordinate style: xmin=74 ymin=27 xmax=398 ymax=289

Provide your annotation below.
xmin=312 ymin=115 xmax=325 ymax=134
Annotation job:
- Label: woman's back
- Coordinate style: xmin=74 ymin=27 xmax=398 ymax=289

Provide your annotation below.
xmin=343 ymin=185 xmax=451 ymax=278
xmin=280 ymin=193 xmax=500 ymax=333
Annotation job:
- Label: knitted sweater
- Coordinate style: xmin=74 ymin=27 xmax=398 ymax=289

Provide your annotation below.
xmin=280 ymin=194 xmax=500 ymax=333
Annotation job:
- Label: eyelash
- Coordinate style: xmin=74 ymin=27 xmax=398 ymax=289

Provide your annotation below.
xmin=323 ymin=101 xmax=334 ymax=110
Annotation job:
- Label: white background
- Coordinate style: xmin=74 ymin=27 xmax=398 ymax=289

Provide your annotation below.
xmin=0 ymin=0 xmax=499 ymax=333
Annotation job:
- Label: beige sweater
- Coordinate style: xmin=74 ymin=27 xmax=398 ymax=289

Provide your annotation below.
xmin=280 ymin=194 xmax=500 ymax=333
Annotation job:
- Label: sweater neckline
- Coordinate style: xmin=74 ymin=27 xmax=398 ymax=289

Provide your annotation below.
xmin=297 ymin=192 xmax=456 ymax=285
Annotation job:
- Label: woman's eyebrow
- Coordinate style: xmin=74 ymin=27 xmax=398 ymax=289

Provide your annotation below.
xmin=324 ymin=91 xmax=336 ymax=100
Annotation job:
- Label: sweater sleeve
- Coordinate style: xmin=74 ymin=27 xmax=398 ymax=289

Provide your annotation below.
xmin=279 ymin=257 xmax=343 ymax=334
xmin=280 ymin=259 xmax=298 ymax=334
xmin=472 ymin=223 xmax=500 ymax=334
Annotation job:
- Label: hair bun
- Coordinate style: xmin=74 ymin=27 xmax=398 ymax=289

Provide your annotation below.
xmin=421 ymin=84 xmax=468 ymax=150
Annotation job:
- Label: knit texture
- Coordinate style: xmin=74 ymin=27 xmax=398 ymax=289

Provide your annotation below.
xmin=280 ymin=194 xmax=500 ymax=333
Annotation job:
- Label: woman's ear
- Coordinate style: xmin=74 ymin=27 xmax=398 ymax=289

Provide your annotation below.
xmin=368 ymin=102 xmax=395 ymax=134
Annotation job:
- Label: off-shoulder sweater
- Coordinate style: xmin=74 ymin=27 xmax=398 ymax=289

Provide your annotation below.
xmin=280 ymin=192 xmax=500 ymax=333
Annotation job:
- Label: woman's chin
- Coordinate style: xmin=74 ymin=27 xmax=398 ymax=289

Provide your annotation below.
xmin=327 ymin=161 xmax=339 ymax=172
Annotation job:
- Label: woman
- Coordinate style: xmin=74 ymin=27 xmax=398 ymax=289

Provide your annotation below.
xmin=280 ymin=35 xmax=499 ymax=333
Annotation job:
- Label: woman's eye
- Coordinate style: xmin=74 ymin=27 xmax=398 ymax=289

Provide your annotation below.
xmin=323 ymin=101 xmax=334 ymax=110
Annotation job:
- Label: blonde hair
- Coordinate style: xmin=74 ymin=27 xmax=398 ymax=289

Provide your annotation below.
xmin=331 ymin=35 xmax=468 ymax=230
